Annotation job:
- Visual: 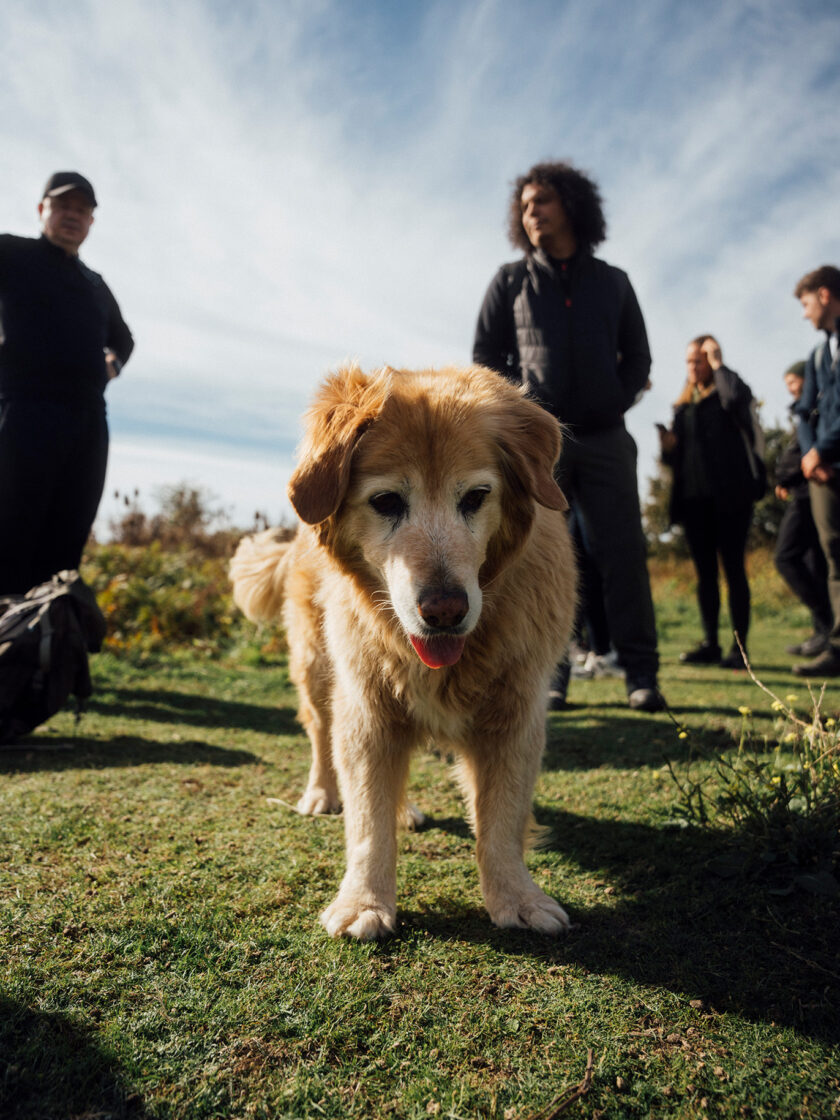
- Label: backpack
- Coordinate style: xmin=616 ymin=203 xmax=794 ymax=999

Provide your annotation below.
xmin=0 ymin=570 xmax=107 ymax=744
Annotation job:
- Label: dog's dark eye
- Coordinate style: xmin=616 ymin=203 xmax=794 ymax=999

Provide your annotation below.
xmin=369 ymin=491 xmax=407 ymax=519
xmin=459 ymin=487 xmax=491 ymax=517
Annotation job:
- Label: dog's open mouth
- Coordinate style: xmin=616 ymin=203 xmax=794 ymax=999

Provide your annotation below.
xmin=409 ymin=634 xmax=467 ymax=669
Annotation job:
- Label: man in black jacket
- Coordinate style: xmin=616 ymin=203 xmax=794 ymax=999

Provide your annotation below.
xmin=473 ymin=160 xmax=663 ymax=712
xmin=0 ymin=171 xmax=133 ymax=593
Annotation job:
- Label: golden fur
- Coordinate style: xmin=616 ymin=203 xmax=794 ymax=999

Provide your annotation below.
xmin=230 ymin=363 xmax=576 ymax=939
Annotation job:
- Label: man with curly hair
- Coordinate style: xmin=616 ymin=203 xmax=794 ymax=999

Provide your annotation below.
xmin=473 ymin=160 xmax=663 ymax=712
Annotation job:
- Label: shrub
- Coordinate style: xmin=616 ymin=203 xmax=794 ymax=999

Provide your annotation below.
xmin=666 ymin=669 xmax=840 ymax=898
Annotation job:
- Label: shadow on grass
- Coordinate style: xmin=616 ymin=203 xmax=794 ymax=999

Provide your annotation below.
xmin=401 ymin=808 xmax=840 ymax=1046
xmin=544 ymin=710 xmax=709 ymax=771
xmin=0 ymin=996 xmax=148 ymax=1120
xmin=0 ymin=734 xmax=261 ymax=774
xmin=88 ymin=686 xmax=301 ymax=736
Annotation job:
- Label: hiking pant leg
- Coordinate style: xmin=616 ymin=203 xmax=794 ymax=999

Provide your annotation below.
xmin=559 ymin=425 xmax=658 ymax=681
xmin=774 ymin=498 xmax=832 ymax=633
xmin=715 ymin=503 xmax=753 ymax=649
xmin=681 ymin=499 xmax=720 ymax=646
xmin=807 ymin=478 xmax=840 ymax=650
xmin=0 ymin=400 xmax=108 ymax=593
xmin=38 ymin=404 xmax=109 ymax=578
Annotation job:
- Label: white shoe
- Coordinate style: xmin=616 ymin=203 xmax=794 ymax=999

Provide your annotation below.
xmin=585 ymin=650 xmax=625 ymax=679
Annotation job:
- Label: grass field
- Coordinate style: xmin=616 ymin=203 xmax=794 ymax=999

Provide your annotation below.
xmin=1 ymin=553 xmax=839 ymax=1119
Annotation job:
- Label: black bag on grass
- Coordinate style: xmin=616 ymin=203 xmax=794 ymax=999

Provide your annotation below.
xmin=0 ymin=570 xmax=106 ymax=744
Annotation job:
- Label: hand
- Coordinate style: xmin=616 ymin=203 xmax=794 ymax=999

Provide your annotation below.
xmin=802 ymin=447 xmax=823 ymax=479
xmin=813 ymin=464 xmax=835 ymax=484
xmin=775 ymin=485 xmax=789 ymax=501
xmin=105 ymin=349 xmax=120 ymax=380
xmin=658 ymin=428 xmax=677 ymax=454
xmin=701 ymin=337 xmax=723 ymax=370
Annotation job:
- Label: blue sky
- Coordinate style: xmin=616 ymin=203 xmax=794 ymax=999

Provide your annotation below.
xmin=2 ymin=0 xmax=840 ymax=532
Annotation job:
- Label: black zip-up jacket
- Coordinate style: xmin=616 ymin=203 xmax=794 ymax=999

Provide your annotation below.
xmin=0 ymin=233 xmax=133 ymax=402
xmin=472 ymin=249 xmax=651 ymax=431
xmin=662 ymin=366 xmax=759 ymax=524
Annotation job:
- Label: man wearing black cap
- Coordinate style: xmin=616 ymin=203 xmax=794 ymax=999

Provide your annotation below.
xmin=0 ymin=172 xmax=133 ymax=592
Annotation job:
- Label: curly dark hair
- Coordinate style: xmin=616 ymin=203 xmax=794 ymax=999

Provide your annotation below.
xmin=507 ymin=160 xmax=607 ymax=255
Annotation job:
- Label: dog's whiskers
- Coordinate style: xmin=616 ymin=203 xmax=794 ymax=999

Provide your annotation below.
xmin=369 ymin=592 xmax=397 ymax=619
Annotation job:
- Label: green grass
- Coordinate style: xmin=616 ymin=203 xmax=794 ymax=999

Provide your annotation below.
xmin=1 ymin=556 xmax=839 ymax=1119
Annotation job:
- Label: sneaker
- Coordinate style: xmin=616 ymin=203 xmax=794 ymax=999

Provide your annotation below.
xmin=679 ymin=641 xmax=722 ymax=665
xmin=792 ymin=647 xmax=840 ymax=678
xmin=720 ymin=647 xmax=748 ymax=670
xmin=587 ymin=650 xmax=625 ymax=679
xmin=786 ymin=633 xmax=829 ymax=658
xmin=570 ymin=654 xmax=595 ymax=680
xmin=627 ymin=686 xmax=666 ymax=712
xmin=626 ymin=677 xmax=667 ymax=712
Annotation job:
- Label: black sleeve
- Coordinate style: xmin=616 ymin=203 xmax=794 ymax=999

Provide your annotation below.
xmin=616 ymin=275 xmax=652 ymax=408
xmin=104 ymin=283 xmax=134 ymax=369
xmin=0 ymin=234 xmax=17 ymax=286
xmin=472 ymin=268 xmax=519 ymax=381
xmin=714 ymin=366 xmax=753 ymax=430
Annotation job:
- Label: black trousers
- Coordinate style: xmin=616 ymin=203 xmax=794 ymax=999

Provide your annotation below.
xmin=568 ymin=505 xmax=611 ymax=655
xmin=680 ymin=498 xmax=752 ymax=650
xmin=0 ymin=398 xmax=109 ymax=594
xmin=774 ymin=496 xmax=832 ymax=635
xmin=557 ymin=424 xmax=658 ymax=684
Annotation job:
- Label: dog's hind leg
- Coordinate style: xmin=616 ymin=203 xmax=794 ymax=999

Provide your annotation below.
xmin=296 ymin=691 xmax=340 ymax=816
xmin=459 ymin=714 xmax=570 ymax=935
xmin=288 ymin=620 xmax=341 ymax=816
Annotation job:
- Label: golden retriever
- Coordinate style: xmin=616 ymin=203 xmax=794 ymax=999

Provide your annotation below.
xmin=230 ymin=363 xmax=576 ymax=939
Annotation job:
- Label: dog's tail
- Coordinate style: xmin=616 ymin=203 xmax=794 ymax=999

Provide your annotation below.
xmin=229 ymin=528 xmax=293 ymax=624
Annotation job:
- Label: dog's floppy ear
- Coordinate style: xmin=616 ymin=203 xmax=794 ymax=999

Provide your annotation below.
xmin=289 ymin=364 xmax=389 ymax=524
xmin=481 ymin=392 xmax=568 ymax=586
xmin=500 ymin=396 xmax=568 ymax=511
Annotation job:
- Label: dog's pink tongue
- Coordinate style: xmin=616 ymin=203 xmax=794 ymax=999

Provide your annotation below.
xmin=410 ymin=634 xmax=466 ymax=669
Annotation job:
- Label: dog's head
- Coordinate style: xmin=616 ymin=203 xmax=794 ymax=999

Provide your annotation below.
xmin=288 ymin=364 xmax=567 ymax=668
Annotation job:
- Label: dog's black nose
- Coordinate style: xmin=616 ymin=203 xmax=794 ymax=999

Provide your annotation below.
xmin=417 ymin=587 xmax=469 ymax=629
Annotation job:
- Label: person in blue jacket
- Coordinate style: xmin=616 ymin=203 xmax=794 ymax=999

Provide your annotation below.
xmin=792 ymin=265 xmax=840 ymax=677
xmin=0 ymin=172 xmax=133 ymax=593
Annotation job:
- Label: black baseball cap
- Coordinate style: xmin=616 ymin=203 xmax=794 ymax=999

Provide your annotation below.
xmin=41 ymin=171 xmax=97 ymax=208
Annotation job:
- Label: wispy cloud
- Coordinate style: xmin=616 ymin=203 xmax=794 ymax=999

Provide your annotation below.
xmin=2 ymin=0 xmax=839 ymax=525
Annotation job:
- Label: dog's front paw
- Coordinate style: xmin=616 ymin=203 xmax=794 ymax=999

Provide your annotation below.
xmin=320 ymin=893 xmax=396 ymax=940
xmin=296 ymin=785 xmax=341 ymax=816
xmin=487 ymin=888 xmax=571 ymax=935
